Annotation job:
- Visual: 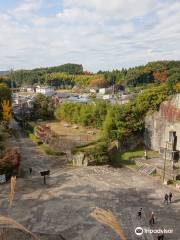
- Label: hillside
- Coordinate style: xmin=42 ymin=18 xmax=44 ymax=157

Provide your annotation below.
xmin=2 ymin=60 xmax=180 ymax=90
xmin=101 ymin=60 xmax=180 ymax=87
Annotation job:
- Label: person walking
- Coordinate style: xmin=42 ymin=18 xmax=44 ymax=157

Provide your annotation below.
xmin=157 ymin=235 xmax=161 ymax=240
xmin=157 ymin=233 xmax=164 ymax=240
xmin=149 ymin=211 xmax=155 ymax=225
xmin=164 ymin=193 xmax=169 ymax=204
xmin=137 ymin=208 xmax=142 ymax=219
xmin=169 ymin=192 xmax=173 ymax=203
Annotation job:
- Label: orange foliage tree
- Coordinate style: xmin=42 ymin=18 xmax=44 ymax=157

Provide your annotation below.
xmin=89 ymin=76 xmax=107 ymax=88
xmin=1 ymin=100 xmax=12 ymax=123
xmin=153 ymin=70 xmax=168 ymax=83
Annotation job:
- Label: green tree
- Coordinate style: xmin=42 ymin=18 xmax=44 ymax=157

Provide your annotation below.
xmin=167 ymin=72 xmax=180 ymax=94
xmin=33 ymin=94 xmax=55 ymax=120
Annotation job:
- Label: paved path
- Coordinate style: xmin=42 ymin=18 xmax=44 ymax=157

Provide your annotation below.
xmin=0 ymin=122 xmax=180 ymax=240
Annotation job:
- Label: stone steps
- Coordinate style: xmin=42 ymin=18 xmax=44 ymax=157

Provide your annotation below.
xmin=137 ymin=164 xmax=156 ymax=175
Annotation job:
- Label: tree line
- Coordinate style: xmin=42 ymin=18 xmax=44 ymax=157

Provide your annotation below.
xmin=1 ymin=61 xmax=180 ymax=92
xmin=99 ymin=60 xmax=180 ymax=91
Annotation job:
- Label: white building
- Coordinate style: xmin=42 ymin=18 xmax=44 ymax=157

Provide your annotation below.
xmin=27 ymin=87 xmax=35 ymax=93
xmin=99 ymin=87 xmax=113 ymax=95
xmin=99 ymin=88 xmax=107 ymax=95
xmin=36 ymin=86 xmax=55 ymax=96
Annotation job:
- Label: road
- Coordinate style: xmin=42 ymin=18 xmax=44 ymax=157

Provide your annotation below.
xmin=0 ymin=121 xmax=180 ymax=240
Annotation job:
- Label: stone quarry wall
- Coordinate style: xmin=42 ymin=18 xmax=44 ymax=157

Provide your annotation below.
xmin=144 ymin=94 xmax=180 ymax=152
xmin=117 ymin=134 xmax=143 ymax=152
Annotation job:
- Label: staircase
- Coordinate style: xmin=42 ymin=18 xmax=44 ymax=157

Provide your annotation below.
xmin=135 ymin=160 xmax=157 ymax=175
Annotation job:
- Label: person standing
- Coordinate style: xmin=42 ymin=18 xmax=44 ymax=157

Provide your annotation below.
xmin=169 ymin=192 xmax=173 ymax=203
xmin=137 ymin=208 xmax=142 ymax=219
xmin=29 ymin=167 xmax=32 ymax=175
xmin=164 ymin=193 xmax=169 ymax=204
xmin=158 ymin=233 xmax=164 ymax=240
xmin=149 ymin=211 xmax=155 ymax=225
xmin=157 ymin=235 xmax=161 ymax=240
xmin=157 ymin=234 xmax=164 ymax=240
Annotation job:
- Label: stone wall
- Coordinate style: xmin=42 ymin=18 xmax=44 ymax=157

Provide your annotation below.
xmin=117 ymin=134 xmax=143 ymax=152
xmin=72 ymin=152 xmax=88 ymax=167
xmin=144 ymin=94 xmax=180 ymax=154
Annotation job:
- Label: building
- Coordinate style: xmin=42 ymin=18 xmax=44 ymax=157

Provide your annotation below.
xmin=36 ymin=86 xmax=55 ymax=96
xmin=90 ymin=88 xmax=98 ymax=93
xmin=99 ymin=88 xmax=107 ymax=95
xmin=99 ymin=87 xmax=113 ymax=95
xmin=19 ymin=86 xmax=35 ymax=93
xmin=27 ymin=86 xmax=35 ymax=93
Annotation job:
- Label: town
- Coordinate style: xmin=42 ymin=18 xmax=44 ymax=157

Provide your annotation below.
xmin=0 ymin=0 xmax=180 ymax=240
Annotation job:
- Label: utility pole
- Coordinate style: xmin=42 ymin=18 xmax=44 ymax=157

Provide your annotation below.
xmin=9 ymin=68 xmax=14 ymax=93
xmin=162 ymin=141 xmax=168 ymax=183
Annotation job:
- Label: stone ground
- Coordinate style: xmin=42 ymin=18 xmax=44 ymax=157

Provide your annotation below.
xmin=0 ymin=121 xmax=180 ymax=240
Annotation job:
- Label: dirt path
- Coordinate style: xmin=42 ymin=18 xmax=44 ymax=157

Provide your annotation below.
xmin=9 ymin=120 xmax=67 ymax=177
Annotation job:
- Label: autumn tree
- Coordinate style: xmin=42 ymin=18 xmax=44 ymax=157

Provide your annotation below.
xmin=89 ymin=75 xmax=107 ymax=88
xmin=0 ymin=83 xmax=11 ymax=121
xmin=0 ymin=149 xmax=21 ymax=178
xmin=1 ymin=100 xmax=11 ymax=123
xmin=153 ymin=70 xmax=168 ymax=83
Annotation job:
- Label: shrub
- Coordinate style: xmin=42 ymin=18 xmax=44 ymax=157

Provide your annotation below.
xmin=0 ymin=149 xmax=21 ymax=178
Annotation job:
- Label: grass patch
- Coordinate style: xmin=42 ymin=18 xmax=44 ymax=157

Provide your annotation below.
xmin=40 ymin=144 xmax=64 ymax=156
xmin=149 ymin=171 xmax=160 ymax=177
xmin=72 ymin=140 xmax=101 ymax=154
xmin=111 ymin=145 xmax=159 ymax=168
xmin=112 ymin=152 xmax=136 ymax=168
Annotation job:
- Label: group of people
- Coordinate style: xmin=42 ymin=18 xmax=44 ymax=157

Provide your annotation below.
xmin=137 ymin=208 xmax=156 ymax=225
xmin=138 ymin=209 xmax=164 ymax=239
xmin=164 ymin=192 xmax=173 ymax=204
xmin=137 ymin=191 xmax=174 ymax=240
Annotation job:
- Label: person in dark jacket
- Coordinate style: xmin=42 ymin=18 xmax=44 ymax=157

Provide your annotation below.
xmin=164 ymin=193 xmax=168 ymax=204
xmin=29 ymin=167 xmax=32 ymax=175
xmin=137 ymin=208 xmax=142 ymax=219
xmin=169 ymin=192 xmax=173 ymax=203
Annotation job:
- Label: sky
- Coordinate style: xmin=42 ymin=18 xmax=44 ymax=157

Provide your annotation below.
xmin=0 ymin=0 xmax=180 ymax=72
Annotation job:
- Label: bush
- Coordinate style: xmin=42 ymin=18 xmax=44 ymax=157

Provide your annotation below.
xmin=0 ymin=149 xmax=21 ymax=177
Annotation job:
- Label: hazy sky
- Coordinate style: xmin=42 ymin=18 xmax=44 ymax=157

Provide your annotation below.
xmin=0 ymin=0 xmax=180 ymax=71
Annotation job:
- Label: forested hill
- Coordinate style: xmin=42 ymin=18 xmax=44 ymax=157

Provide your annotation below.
xmin=100 ymin=60 xmax=180 ymax=87
xmin=32 ymin=63 xmax=83 ymax=74
xmin=4 ymin=63 xmax=83 ymax=87
xmin=1 ymin=61 xmax=180 ymax=89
